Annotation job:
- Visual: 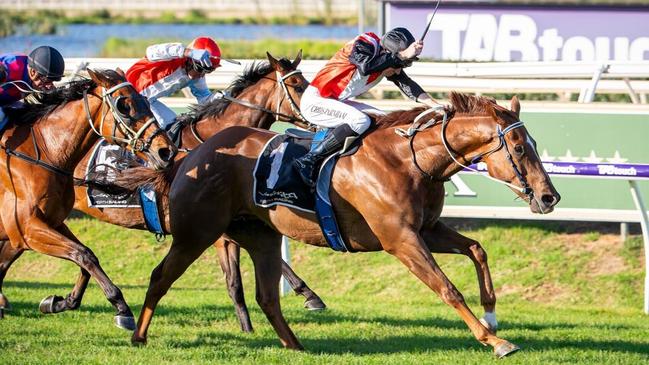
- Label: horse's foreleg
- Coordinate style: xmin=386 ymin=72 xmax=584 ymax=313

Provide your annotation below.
xmin=23 ymin=218 xmax=135 ymax=330
xmin=385 ymin=230 xmax=518 ymax=358
xmin=214 ymin=236 xmax=254 ymax=333
xmin=281 ymin=260 xmax=326 ymax=311
xmin=421 ymin=221 xmax=497 ymax=332
xmin=38 ymin=224 xmax=91 ymax=315
xmin=0 ymin=240 xmax=24 ymax=318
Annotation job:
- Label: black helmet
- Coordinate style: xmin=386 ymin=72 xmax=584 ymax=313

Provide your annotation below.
xmin=28 ymin=46 xmax=65 ymax=81
xmin=380 ymin=27 xmax=416 ymax=54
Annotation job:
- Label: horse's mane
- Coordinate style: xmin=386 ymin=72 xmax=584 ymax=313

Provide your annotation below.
xmin=373 ymin=92 xmax=504 ymax=129
xmin=190 ymin=58 xmax=294 ymax=120
xmin=4 ymin=77 xmax=97 ymax=125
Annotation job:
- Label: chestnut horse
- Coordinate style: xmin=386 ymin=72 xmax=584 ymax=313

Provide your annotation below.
xmin=129 ymin=92 xmax=560 ymax=356
xmin=0 ymin=53 xmax=324 ymax=330
xmin=0 ymin=69 xmax=174 ymax=329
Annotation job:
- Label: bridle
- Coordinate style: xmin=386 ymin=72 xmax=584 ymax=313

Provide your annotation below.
xmin=83 ymin=81 xmax=165 ymax=153
xmin=396 ymin=107 xmax=534 ymax=201
xmin=189 ymin=69 xmax=310 ymax=145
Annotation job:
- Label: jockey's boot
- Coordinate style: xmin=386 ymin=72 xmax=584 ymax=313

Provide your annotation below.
xmin=293 ymin=124 xmax=357 ymax=188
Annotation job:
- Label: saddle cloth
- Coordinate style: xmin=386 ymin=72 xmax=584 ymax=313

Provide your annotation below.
xmin=85 ymin=140 xmax=165 ymax=236
xmin=253 ymin=129 xmax=356 ymax=252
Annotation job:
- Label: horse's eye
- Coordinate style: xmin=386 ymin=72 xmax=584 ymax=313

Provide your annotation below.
xmin=115 ymin=96 xmax=131 ymax=115
xmin=513 ymin=144 xmax=525 ymax=156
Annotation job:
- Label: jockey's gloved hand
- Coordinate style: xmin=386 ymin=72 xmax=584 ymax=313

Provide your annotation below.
xmin=398 ymin=40 xmax=423 ymax=61
xmin=188 ymin=49 xmax=212 ymax=69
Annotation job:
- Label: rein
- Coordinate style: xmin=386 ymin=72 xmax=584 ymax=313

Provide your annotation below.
xmin=0 ymin=81 xmax=160 ymax=182
xmin=396 ymin=108 xmax=533 ymax=199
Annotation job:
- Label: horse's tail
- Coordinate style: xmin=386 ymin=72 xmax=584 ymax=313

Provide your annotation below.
xmin=113 ymin=165 xmax=177 ymax=196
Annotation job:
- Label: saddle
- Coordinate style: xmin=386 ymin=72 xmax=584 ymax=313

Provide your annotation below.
xmin=253 ymin=128 xmax=359 ymax=252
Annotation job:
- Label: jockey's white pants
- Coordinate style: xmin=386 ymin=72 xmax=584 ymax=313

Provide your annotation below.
xmin=300 ymin=86 xmax=383 ymax=135
xmin=149 ymin=99 xmax=177 ymax=130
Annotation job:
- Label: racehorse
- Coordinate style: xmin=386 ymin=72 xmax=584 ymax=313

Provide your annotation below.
xmin=0 ymin=69 xmax=174 ymax=329
xmin=128 ymin=92 xmax=560 ymax=356
xmin=0 ymin=53 xmax=324 ymax=331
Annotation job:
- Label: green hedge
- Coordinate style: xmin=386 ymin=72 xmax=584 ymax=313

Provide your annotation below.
xmin=101 ymin=37 xmax=343 ymax=60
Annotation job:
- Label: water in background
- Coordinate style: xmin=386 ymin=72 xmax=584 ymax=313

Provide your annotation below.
xmin=0 ymin=23 xmax=362 ymax=57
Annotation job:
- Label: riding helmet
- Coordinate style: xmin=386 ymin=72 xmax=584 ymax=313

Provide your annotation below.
xmin=380 ymin=27 xmax=416 ymax=54
xmin=28 ymin=46 xmax=65 ymax=81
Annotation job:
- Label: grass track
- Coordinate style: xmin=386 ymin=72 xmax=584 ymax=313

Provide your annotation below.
xmin=1 ymin=217 xmax=647 ymax=364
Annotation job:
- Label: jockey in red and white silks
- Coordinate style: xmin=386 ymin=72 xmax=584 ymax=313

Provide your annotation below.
xmin=126 ymin=36 xmax=223 ymax=130
xmin=294 ymin=27 xmax=451 ymax=188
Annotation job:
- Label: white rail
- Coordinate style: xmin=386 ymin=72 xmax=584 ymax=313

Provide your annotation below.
xmin=66 ymin=58 xmax=649 ymax=103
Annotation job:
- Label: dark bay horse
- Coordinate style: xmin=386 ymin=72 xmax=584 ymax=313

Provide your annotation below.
xmin=0 ymin=53 xmax=323 ymax=331
xmin=130 ymin=92 xmax=560 ymax=356
xmin=0 ymin=69 xmax=174 ymax=328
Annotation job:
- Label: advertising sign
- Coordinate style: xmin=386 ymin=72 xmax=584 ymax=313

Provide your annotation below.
xmin=385 ymin=3 xmax=649 ymax=61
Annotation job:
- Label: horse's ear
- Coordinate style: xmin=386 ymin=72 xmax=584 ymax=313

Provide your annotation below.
xmin=266 ymin=52 xmax=281 ymax=71
xmin=115 ymin=67 xmax=126 ymax=78
xmin=510 ymin=95 xmax=520 ymax=118
xmin=86 ymin=68 xmax=108 ymax=87
xmin=292 ymin=49 xmax=303 ymax=69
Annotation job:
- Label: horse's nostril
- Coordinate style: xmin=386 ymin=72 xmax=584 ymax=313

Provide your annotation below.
xmin=542 ymin=194 xmax=557 ymax=206
xmin=158 ymin=148 xmax=173 ymax=162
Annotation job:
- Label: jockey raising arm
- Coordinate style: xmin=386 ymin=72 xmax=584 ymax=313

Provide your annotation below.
xmin=294 ymin=27 xmax=451 ymax=187
xmin=125 ymin=36 xmax=224 ymax=132
xmin=0 ymin=46 xmax=65 ymax=128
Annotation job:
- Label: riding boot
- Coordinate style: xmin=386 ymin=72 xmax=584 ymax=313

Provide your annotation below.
xmin=293 ymin=124 xmax=358 ymax=188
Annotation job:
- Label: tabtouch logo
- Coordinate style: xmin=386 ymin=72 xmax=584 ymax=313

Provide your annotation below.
xmin=429 ymin=14 xmax=649 ymax=61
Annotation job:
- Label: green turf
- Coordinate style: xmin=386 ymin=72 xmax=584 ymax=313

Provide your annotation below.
xmin=1 ymin=217 xmax=647 ymax=364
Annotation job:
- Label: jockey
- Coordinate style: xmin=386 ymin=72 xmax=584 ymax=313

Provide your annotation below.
xmin=0 ymin=46 xmax=65 ymax=129
xmin=125 ymin=36 xmax=223 ymax=134
xmin=294 ymin=27 xmax=452 ymax=187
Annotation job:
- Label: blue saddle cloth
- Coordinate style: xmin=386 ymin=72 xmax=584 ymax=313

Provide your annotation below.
xmin=253 ymin=129 xmax=355 ymax=252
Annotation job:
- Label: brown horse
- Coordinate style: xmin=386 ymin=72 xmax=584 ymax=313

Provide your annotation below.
xmin=129 ymin=92 xmax=560 ymax=356
xmin=0 ymin=69 xmax=174 ymax=329
xmin=0 ymin=53 xmax=323 ymax=330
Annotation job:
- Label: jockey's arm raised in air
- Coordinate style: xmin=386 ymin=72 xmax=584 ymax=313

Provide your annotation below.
xmin=349 ymin=36 xmax=408 ymax=76
xmin=145 ymin=43 xmax=186 ymax=61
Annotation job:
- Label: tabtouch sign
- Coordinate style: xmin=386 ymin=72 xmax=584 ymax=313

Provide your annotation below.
xmin=385 ymin=3 xmax=649 ymax=61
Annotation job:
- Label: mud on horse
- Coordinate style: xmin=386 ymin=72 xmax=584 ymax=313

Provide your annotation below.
xmin=124 ymin=92 xmax=560 ymax=356
xmin=0 ymin=69 xmax=175 ymax=328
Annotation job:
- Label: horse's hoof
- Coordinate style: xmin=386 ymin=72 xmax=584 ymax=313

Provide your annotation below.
xmin=39 ymin=295 xmax=64 ymax=314
xmin=0 ymin=293 xmax=11 ymax=311
xmin=479 ymin=317 xmax=498 ymax=334
xmin=304 ymin=298 xmax=326 ymax=311
xmin=131 ymin=333 xmax=147 ymax=346
xmin=494 ymin=341 xmax=520 ymax=358
xmin=114 ymin=315 xmax=136 ymax=331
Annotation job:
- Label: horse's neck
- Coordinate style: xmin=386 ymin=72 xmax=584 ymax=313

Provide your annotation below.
xmin=36 ymin=95 xmax=102 ymax=171
xmin=368 ymin=116 xmax=487 ymax=181
xmin=194 ymin=79 xmax=276 ymax=136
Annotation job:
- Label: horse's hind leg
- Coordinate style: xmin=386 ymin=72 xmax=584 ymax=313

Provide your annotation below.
xmin=281 ymin=260 xmax=326 ymax=311
xmin=23 ymin=219 xmax=135 ymax=330
xmin=0 ymin=240 xmax=24 ymax=318
xmin=233 ymin=227 xmax=302 ymax=350
xmin=383 ymin=229 xmax=518 ymax=357
xmin=132 ymin=238 xmax=213 ymax=345
xmin=214 ymin=236 xmax=254 ymax=333
xmin=422 ymin=221 xmax=498 ymax=332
